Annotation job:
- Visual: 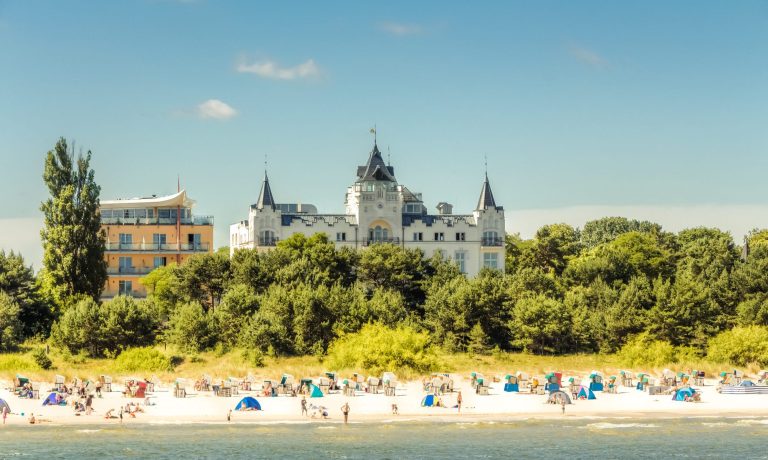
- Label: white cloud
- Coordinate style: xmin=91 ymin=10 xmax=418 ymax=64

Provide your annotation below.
xmin=196 ymin=99 xmax=238 ymax=120
xmin=378 ymin=22 xmax=423 ymax=36
xmin=505 ymin=204 xmax=768 ymax=240
xmin=568 ymin=44 xmax=608 ymax=69
xmin=236 ymin=58 xmax=320 ymax=81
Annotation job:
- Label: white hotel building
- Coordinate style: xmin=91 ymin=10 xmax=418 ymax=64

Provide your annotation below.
xmin=230 ymin=142 xmax=505 ymax=276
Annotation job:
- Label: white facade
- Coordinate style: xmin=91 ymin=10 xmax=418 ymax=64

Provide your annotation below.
xmin=230 ymin=143 xmax=505 ymax=276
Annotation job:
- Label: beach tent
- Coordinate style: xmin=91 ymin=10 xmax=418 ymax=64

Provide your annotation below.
xmin=308 ymin=383 xmax=323 ymax=398
xmin=235 ymin=396 xmax=262 ymax=411
xmin=577 ymin=386 xmax=596 ymax=400
xmin=42 ymin=392 xmax=65 ymax=406
xmin=0 ymin=398 xmax=10 ymax=414
xmin=673 ymin=387 xmax=696 ymax=401
xmin=545 ymin=372 xmax=562 ymax=392
xmin=589 ymin=372 xmax=604 ymax=392
xmin=504 ymin=374 xmax=519 ymax=392
xmin=547 ymin=390 xmax=572 ymax=405
xmin=421 ymin=394 xmax=442 ymax=407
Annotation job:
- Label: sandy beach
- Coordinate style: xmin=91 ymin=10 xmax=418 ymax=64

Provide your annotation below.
xmin=3 ymin=376 xmax=768 ymax=427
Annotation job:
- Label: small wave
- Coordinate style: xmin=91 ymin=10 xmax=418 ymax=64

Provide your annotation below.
xmin=701 ymin=422 xmax=729 ymax=427
xmin=316 ymin=426 xmax=337 ymax=430
xmin=736 ymin=419 xmax=768 ymax=426
xmin=585 ymin=423 xmax=659 ymax=430
xmin=76 ymin=429 xmax=102 ymax=433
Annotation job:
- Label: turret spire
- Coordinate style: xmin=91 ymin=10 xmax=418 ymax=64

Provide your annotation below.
xmin=476 ymin=172 xmax=497 ymax=210
xmin=256 ymin=169 xmax=276 ymax=210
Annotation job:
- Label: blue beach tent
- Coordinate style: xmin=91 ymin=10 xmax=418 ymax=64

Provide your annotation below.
xmin=421 ymin=394 xmax=442 ymax=407
xmin=672 ymin=388 xmax=695 ymax=401
xmin=577 ymin=387 xmax=596 ymax=400
xmin=0 ymin=398 xmax=10 ymax=414
xmin=309 ymin=383 xmax=323 ymax=398
xmin=235 ymin=396 xmax=262 ymax=411
xmin=42 ymin=392 xmax=65 ymax=406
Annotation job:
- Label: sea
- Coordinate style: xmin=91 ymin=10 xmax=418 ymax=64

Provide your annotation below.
xmin=1 ymin=417 xmax=767 ymax=459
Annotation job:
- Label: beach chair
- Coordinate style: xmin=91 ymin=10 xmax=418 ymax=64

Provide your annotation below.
xmin=242 ymin=374 xmax=255 ymax=392
xmin=382 ymin=372 xmax=398 ymax=396
xmin=324 ymin=372 xmax=339 ymax=392
xmin=218 ymin=380 xmax=232 ymax=397
xmin=174 ymin=379 xmax=187 ymax=398
xmin=31 ymin=382 xmax=40 ymax=399
xmin=54 ymin=375 xmax=66 ymax=392
xmin=278 ymin=374 xmax=295 ymax=396
xmin=201 ymin=375 xmax=212 ymax=392
xmin=476 ymin=377 xmax=490 ymax=396
xmin=99 ymin=375 xmax=112 ymax=393
xmin=367 ymin=376 xmax=380 ymax=394
xmin=318 ymin=377 xmax=331 ymax=395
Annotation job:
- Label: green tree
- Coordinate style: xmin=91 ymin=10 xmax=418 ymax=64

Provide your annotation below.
xmin=0 ymin=251 xmax=51 ymax=338
xmin=165 ymin=301 xmax=214 ymax=353
xmin=580 ymin=217 xmax=663 ymax=249
xmin=509 ymin=295 xmax=571 ymax=354
xmin=40 ymin=138 xmax=106 ymax=303
xmin=0 ymin=292 xmax=23 ymax=351
xmin=176 ymin=253 xmax=231 ymax=311
xmin=357 ymin=243 xmax=430 ymax=315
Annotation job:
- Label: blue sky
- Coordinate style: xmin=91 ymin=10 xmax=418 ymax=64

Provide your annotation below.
xmin=1 ymin=0 xmax=767 ymax=267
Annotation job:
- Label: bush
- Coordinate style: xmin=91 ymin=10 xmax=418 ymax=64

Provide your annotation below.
xmin=0 ymin=292 xmax=23 ymax=352
xmin=241 ymin=348 xmax=265 ymax=368
xmin=618 ymin=333 xmax=677 ymax=367
xmin=33 ymin=348 xmax=53 ymax=370
xmin=325 ymin=323 xmax=439 ymax=375
xmin=164 ymin=302 xmax=214 ymax=353
xmin=707 ymin=326 xmax=768 ymax=367
xmin=114 ymin=347 xmax=173 ymax=373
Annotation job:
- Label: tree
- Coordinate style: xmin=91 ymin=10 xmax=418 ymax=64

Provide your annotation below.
xmin=176 ymin=252 xmax=231 ymax=311
xmin=357 ymin=243 xmax=430 ymax=315
xmin=0 ymin=251 xmax=51 ymax=338
xmin=40 ymin=138 xmax=107 ymax=303
xmin=0 ymin=292 xmax=23 ymax=351
xmin=580 ymin=217 xmax=663 ymax=249
xmin=509 ymin=295 xmax=571 ymax=354
xmin=165 ymin=302 xmax=214 ymax=353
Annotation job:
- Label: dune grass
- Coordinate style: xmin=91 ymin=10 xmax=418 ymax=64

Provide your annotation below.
xmin=0 ymin=345 xmax=753 ymax=384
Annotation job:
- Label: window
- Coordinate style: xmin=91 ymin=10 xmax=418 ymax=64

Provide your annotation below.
xmin=483 ymin=253 xmax=499 ymax=269
xmin=158 ymin=209 xmax=171 ymax=219
xmin=434 ymin=232 xmax=444 ymax=241
xmin=188 ymin=233 xmax=202 ymax=249
xmin=455 ymin=251 xmax=466 ymax=273
xmin=153 ymin=256 xmax=167 ymax=268
xmin=404 ymin=203 xmax=422 ymax=214
xmin=153 ymin=233 xmax=167 ymax=247
xmin=336 ymin=232 xmax=346 ymax=242
xmin=118 ymin=280 xmax=133 ymax=296
xmin=118 ymin=256 xmax=133 ymax=273
xmin=412 ymin=232 xmax=423 ymax=241
xmin=370 ymin=226 xmax=388 ymax=242
xmin=119 ymin=233 xmax=132 ymax=248
xmin=455 ymin=232 xmax=465 ymax=241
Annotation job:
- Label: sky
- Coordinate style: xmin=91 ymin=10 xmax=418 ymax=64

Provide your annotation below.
xmin=1 ymin=0 xmax=767 ymax=270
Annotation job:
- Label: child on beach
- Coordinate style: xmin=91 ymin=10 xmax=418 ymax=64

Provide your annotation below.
xmin=2 ymin=405 xmax=8 ymax=424
xmin=341 ymin=402 xmax=350 ymax=424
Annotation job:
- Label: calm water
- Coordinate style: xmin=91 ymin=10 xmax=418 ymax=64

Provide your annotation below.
xmin=1 ymin=418 xmax=767 ymax=459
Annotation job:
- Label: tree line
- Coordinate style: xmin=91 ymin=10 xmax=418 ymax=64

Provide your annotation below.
xmin=2 ymin=138 xmax=768 ymax=362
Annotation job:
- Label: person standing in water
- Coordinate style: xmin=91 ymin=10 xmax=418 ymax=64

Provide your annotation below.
xmin=561 ymin=398 xmax=566 ymax=415
xmin=341 ymin=402 xmax=350 ymax=424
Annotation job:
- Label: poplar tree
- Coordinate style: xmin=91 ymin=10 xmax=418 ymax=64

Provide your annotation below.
xmin=40 ymin=137 xmax=107 ymax=303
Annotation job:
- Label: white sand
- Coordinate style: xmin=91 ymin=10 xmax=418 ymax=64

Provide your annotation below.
xmin=2 ymin=377 xmax=767 ymax=426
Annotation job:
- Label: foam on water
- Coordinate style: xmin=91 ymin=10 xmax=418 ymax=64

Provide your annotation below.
xmin=585 ymin=422 xmax=659 ymax=430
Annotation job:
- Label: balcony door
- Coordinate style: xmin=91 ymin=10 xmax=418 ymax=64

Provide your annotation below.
xmin=118 ymin=256 xmax=133 ymax=273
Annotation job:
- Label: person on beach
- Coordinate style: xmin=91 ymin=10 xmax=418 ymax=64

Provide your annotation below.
xmin=561 ymin=399 xmax=566 ymax=415
xmin=2 ymin=405 xmax=8 ymax=424
xmin=457 ymin=391 xmax=463 ymax=413
xmin=341 ymin=402 xmax=350 ymax=424
xmin=391 ymin=404 xmax=398 ymax=415
xmin=301 ymin=397 xmax=308 ymax=417
xmin=119 ymin=408 xmax=123 ymax=423
xmin=227 ymin=409 xmax=232 ymax=422
xmin=28 ymin=413 xmax=36 ymax=425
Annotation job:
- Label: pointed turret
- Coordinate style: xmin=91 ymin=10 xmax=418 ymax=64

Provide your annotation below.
xmin=476 ymin=173 xmax=497 ymax=210
xmin=256 ymin=171 xmax=276 ymax=210
xmin=356 ymin=142 xmax=396 ymax=182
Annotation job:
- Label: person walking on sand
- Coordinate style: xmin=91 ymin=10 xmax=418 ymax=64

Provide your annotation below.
xmin=561 ymin=399 xmax=566 ymax=415
xmin=301 ymin=397 xmax=308 ymax=417
xmin=457 ymin=391 xmax=463 ymax=414
xmin=341 ymin=402 xmax=350 ymax=424
xmin=2 ymin=405 xmax=8 ymax=424
xmin=227 ymin=409 xmax=232 ymax=422
xmin=119 ymin=408 xmax=123 ymax=423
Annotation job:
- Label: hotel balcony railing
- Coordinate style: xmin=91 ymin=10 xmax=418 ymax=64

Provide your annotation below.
xmin=258 ymin=237 xmax=279 ymax=247
xmin=481 ymin=237 xmax=504 ymax=247
xmin=107 ymin=267 xmax=154 ymax=275
xmin=363 ymin=237 xmax=401 ymax=247
xmin=101 ymin=290 xmax=146 ymax=299
xmin=105 ymin=242 xmax=210 ymax=252
xmin=100 ymin=216 xmax=214 ymax=226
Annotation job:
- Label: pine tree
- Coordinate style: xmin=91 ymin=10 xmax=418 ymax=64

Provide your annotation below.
xmin=40 ymin=138 xmax=107 ymax=303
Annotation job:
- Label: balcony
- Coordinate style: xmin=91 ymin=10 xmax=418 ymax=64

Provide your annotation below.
xmin=481 ymin=237 xmax=504 ymax=247
xmin=107 ymin=267 xmax=154 ymax=276
xmin=363 ymin=237 xmax=401 ymax=247
xmin=258 ymin=237 xmax=279 ymax=247
xmin=100 ymin=215 xmax=214 ymax=226
xmin=105 ymin=242 xmax=210 ymax=252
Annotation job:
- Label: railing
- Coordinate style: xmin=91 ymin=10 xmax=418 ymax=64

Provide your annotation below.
xmin=363 ymin=237 xmax=401 ymax=247
xmin=107 ymin=267 xmax=154 ymax=275
xmin=258 ymin=237 xmax=279 ymax=247
xmin=481 ymin=237 xmax=504 ymax=247
xmin=100 ymin=216 xmax=214 ymax=226
xmin=105 ymin=242 xmax=210 ymax=252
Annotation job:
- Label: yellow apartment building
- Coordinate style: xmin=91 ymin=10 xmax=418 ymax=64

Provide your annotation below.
xmin=99 ymin=190 xmax=214 ymax=298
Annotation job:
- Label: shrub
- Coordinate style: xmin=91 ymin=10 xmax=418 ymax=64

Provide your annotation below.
xmin=707 ymin=326 xmax=768 ymax=367
xmin=618 ymin=333 xmax=677 ymax=367
xmin=33 ymin=348 xmax=53 ymax=370
xmin=325 ymin=323 xmax=439 ymax=375
xmin=241 ymin=348 xmax=265 ymax=368
xmin=0 ymin=354 xmax=37 ymax=372
xmin=114 ymin=347 xmax=173 ymax=373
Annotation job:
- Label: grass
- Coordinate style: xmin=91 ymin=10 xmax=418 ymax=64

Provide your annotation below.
xmin=0 ymin=346 xmax=756 ymax=384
